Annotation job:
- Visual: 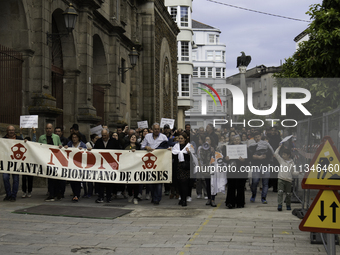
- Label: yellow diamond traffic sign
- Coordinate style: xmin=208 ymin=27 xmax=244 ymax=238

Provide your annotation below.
xmin=302 ymin=136 xmax=340 ymax=190
xmin=299 ymin=190 xmax=340 ymax=234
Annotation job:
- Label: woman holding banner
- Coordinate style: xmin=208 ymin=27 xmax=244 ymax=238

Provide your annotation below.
xmin=65 ymin=133 xmax=87 ymax=202
xmin=172 ymin=132 xmax=192 ymax=207
xmin=125 ymin=134 xmax=141 ymax=205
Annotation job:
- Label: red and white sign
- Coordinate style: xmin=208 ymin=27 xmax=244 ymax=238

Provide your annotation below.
xmin=0 ymin=138 xmax=172 ymax=183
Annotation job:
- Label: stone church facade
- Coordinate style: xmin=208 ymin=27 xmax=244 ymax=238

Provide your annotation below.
xmin=0 ymin=0 xmax=179 ymax=138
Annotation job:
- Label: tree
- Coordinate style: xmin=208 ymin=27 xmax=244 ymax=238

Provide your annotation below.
xmin=274 ymin=0 xmax=340 ymax=118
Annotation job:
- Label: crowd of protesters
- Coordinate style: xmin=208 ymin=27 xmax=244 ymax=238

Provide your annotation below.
xmin=2 ymin=123 xmax=297 ymax=212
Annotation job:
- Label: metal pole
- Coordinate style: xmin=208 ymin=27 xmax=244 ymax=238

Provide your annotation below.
xmin=327 ymin=234 xmax=336 ymax=255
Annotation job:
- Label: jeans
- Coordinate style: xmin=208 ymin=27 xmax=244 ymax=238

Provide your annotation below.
xmin=151 ymin=183 xmax=162 ymax=202
xmin=277 ymin=179 xmax=292 ymax=206
xmin=251 ymin=170 xmax=270 ymax=199
xmin=3 ymin=174 xmax=19 ymax=198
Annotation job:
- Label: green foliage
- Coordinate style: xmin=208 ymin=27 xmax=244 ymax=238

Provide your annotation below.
xmin=274 ymin=0 xmax=340 ymax=118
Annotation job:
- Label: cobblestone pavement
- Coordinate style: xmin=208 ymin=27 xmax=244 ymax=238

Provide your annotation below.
xmin=0 ymin=186 xmax=328 ymax=255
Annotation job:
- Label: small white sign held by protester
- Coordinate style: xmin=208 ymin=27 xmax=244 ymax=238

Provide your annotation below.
xmin=137 ymin=121 xmax=148 ymax=129
xmin=20 ymin=115 xmax=38 ymax=128
xmin=90 ymin=125 xmax=103 ymax=137
xmin=227 ymin=145 xmax=248 ymax=159
xmin=160 ymin=118 xmax=175 ymax=129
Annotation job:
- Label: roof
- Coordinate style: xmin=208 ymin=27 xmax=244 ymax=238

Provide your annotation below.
xmin=294 ymin=30 xmax=308 ymax=42
xmin=192 ymin=20 xmax=216 ymax=29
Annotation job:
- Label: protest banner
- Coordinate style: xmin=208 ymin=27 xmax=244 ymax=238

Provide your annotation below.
xmin=0 ymin=139 xmax=172 ymax=184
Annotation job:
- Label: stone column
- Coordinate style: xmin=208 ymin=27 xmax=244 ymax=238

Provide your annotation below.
xmin=76 ymin=7 xmax=101 ymax=133
xmin=239 ymin=66 xmax=247 ymax=117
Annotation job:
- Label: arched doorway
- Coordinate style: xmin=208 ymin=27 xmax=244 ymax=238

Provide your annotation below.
xmin=51 ymin=16 xmax=64 ymax=128
xmin=92 ymin=35 xmax=108 ymax=125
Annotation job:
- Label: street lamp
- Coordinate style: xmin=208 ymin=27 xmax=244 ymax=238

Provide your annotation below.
xmin=46 ymin=3 xmax=78 ymax=45
xmin=118 ymin=48 xmax=139 ymax=75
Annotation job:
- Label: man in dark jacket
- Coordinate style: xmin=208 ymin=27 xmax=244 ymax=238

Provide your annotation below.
xmin=94 ymin=128 xmax=120 ymax=203
xmin=3 ymin=125 xmax=23 ymax=202
xmin=54 ymin=127 xmax=68 ymax=146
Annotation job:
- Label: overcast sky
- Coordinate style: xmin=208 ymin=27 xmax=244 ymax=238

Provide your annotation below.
xmin=192 ymin=0 xmax=322 ymax=77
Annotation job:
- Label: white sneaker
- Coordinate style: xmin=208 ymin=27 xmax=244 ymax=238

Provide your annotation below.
xmin=117 ymin=191 xmax=122 ymax=197
xmin=27 ymin=193 xmax=32 ymax=198
xmin=137 ymin=193 xmax=142 ymax=199
xmin=197 ymin=195 xmax=202 ymax=199
xmin=128 ymin=196 xmax=133 ymax=202
xmin=204 ymin=196 xmax=208 ymax=200
xmin=22 ymin=193 xmax=27 ymax=198
xmin=133 ymin=198 xmax=138 ymax=205
xmin=145 ymin=194 xmax=150 ymax=200
xmin=178 ymin=196 xmax=181 ymax=200
xmin=186 ymin=196 xmax=192 ymax=202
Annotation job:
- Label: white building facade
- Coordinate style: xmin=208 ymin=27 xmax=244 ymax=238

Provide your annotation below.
xmin=165 ymin=0 xmax=194 ymax=128
xmin=185 ymin=20 xmax=227 ymax=130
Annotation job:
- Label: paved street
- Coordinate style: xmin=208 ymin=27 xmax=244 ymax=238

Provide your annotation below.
xmin=0 ymin=186 xmax=327 ymax=255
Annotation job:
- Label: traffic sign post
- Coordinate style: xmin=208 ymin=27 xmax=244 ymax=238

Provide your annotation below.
xmin=299 ymin=190 xmax=340 ymax=234
xmin=299 ymin=190 xmax=340 ymax=255
xmin=299 ymin=136 xmax=340 ymax=255
xmin=302 ymin=136 xmax=340 ymax=190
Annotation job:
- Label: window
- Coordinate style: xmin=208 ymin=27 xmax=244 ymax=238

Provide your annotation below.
xmin=193 ymin=101 xmax=199 ymax=111
xmin=180 ymin=7 xmax=188 ymax=27
xmin=208 ymin=101 xmax=214 ymax=112
xmin=121 ymin=58 xmax=126 ymax=83
xmin=181 ymin=41 xmax=189 ymax=61
xmin=208 ymin=34 xmax=218 ymax=44
xmin=222 ymin=51 xmax=225 ymax=62
xmin=257 ymin=95 xmax=260 ymax=107
xmin=181 ymin=74 xmax=190 ymax=96
xmin=207 ymin=67 xmax=212 ymax=78
xmin=200 ymin=67 xmax=206 ymax=78
xmin=192 ymin=51 xmax=197 ymax=61
xmin=216 ymin=68 xmax=221 ymax=78
xmin=215 ymin=51 xmax=222 ymax=61
xmin=193 ymin=67 xmax=198 ymax=78
xmin=170 ymin=7 xmax=177 ymax=22
xmin=193 ymin=83 xmax=198 ymax=94
xmin=208 ymin=35 xmax=214 ymax=43
xmin=222 ymin=68 xmax=225 ymax=78
xmin=264 ymin=93 xmax=267 ymax=105
xmin=259 ymin=80 xmax=262 ymax=89
xmin=207 ymin=51 xmax=213 ymax=61
xmin=264 ymin=78 xmax=267 ymax=90
xmin=216 ymin=104 xmax=222 ymax=112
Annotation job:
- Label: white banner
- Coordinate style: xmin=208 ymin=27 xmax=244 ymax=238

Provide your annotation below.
xmin=0 ymin=138 xmax=172 ymax=183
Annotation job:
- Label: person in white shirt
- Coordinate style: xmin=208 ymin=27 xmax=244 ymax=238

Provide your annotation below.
xmin=274 ymin=144 xmax=296 ymax=211
xmin=141 ymin=123 xmax=168 ymax=205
